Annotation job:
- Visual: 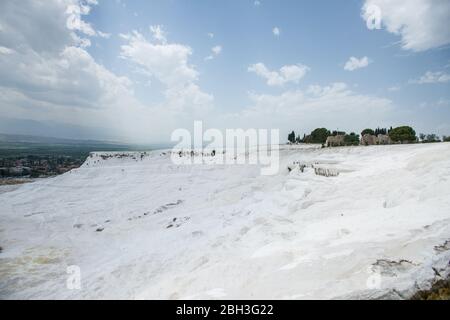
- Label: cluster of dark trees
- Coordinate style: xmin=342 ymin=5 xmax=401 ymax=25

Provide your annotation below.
xmin=287 ymin=131 xmax=299 ymax=144
xmin=419 ymin=133 xmax=442 ymax=143
xmin=287 ymin=128 xmax=330 ymax=144
xmin=343 ymin=132 xmax=360 ymax=146
xmin=289 ymin=125 xmax=450 ymax=146
xmin=360 ymin=126 xmax=417 ymax=143
xmin=303 ymin=128 xmax=330 ymax=144
xmin=385 ymin=126 xmax=415 ymax=143
xmin=288 ymin=128 xmax=359 ymax=146
xmin=361 ymin=127 xmax=391 ymax=136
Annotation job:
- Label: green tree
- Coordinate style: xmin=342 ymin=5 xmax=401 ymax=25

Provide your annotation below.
xmin=308 ymin=128 xmax=331 ymax=144
xmin=331 ymin=130 xmax=346 ymax=136
xmin=374 ymin=128 xmax=387 ymax=135
xmin=344 ymin=132 xmax=360 ymax=146
xmin=419 ymin=133 xmax=426 ymax=142
xmin=361 ymin=128 xmax=375 ymax=136
xmin=287 ymin=131 xmax=296 ymax=143
xmin=389 ymin=126 xmax=417 ymax=143
xmin=425 ymin=134 xmax=440 ymax=143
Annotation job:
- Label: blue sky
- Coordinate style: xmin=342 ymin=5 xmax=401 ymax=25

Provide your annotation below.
xmin=0 ymin=0 xmax=449 ymax=143
xmin=89 ymin=0 xmax=449 ymax=109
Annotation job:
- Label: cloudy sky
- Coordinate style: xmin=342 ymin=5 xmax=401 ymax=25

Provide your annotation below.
xmin=0 ymin=0 xmax=449 ymax=143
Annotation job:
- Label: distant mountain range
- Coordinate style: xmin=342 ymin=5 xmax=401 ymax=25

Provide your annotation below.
xmin=0 ymin=118 xmax=172 ymax=150
xmin=0 ymin=133 xmax=122 ymax=146
xmin=0 ymin=118 xmax=121 ymax=142
xmin=0 ymin=133 xmax=171 ymax=152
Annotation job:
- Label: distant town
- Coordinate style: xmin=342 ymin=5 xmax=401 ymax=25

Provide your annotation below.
xmin=0 ymin=134 xmax=153 ymax=182
xmin=0 ymin=155 xmax=84 ymax=179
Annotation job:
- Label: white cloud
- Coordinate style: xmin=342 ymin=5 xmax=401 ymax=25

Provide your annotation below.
xmin=437 ymin=98 xmax=450 ymax=107
xmin=0 ymin=0 xmax=108 ymax=52
xmin=388 ymin=85 xmax=401 ymax=92
xmin=233 ymin=83 xmax=393 ymax=133
xmin=207 ymin=32 xmax=214 ymax=39
xmin=0 ymin=0 xmax=184 ymax=142
xmin=272 ymin=27 xmax=280 ymax=37
xmin=149 ymin=25 xmax=167 ymax=44
xmin=0 ymin=0 xmax=127 ymax=113
xmin=1 ymin=0 xmax=74 ymax=53
xmin=120 ymin=31 xmax=197 ymax=87
xmin=344 ymin=56 xmax=371 ymax=71
xmin=205 ymin=45 xmax=222 ymax=61
xmin=0 ymin=0 xmax=137 ymax=132
xmin=362 ymin=0 xmax=450 ymax=52
xmin=248 ymin=63 xmax=310 ymax=86
xmin=212 ymin=45 xmax=222 ymax=55
xmin=0 ymin=46 xmax=15 ymax=55
xmin=120 ymin=30 xmax=213 ymax=114
xmin=66 ymin=1 xmax=97 ymax=37
xmin=97 ymin=31 xmax=111 ymax=39
xmin=410 ymin=71 xmax=450 ymax=84
xmin=1 ymin=45 xmax=133 ymax=110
